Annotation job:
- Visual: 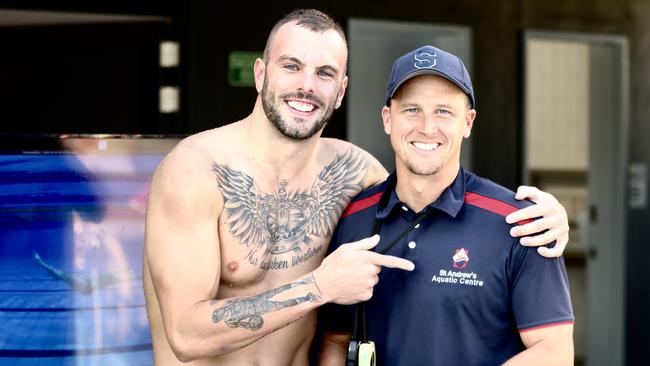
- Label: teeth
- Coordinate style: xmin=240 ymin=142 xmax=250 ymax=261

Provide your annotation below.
xmin=413 ymin=142 xmax=440 ymax=151
xmin=287 ymin=100 xmax=315 ymax=112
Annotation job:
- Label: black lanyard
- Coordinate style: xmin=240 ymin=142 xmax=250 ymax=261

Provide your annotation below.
xmin=352 ymin=207 xmax=435 ymax=343
xmin=373 ymin=208 xmax=435 ymax=255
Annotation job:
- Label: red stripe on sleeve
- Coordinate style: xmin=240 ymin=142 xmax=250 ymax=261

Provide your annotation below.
xmin=464 ymin=192 xmax=533 ymax=225
xmin=341 ymin=192 xmax=383 ymax=219
xmin=519 ymin=320 xmax=575 ymax=333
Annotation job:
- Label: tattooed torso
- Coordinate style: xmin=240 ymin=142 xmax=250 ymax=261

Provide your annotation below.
xmin=213 ymin=149 xmax=367 ymax=290
xmin=144 ymin=129 xmax=379 ymax=366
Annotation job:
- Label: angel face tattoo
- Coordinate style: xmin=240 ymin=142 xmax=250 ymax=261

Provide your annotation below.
xmin=212 ymin=149 xmax=366 ymax=267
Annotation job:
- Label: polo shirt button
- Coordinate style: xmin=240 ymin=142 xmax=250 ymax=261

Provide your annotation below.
xmin=414 ymin=224 xmax=420 ymax=229
xmin=408 ymin=241 xmax=416 ymax=249
xmin=401 ymin=205 xmax=408 ymax=212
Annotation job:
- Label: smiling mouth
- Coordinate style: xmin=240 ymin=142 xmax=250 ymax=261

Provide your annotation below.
xmin=412 ymin=142 xmax=441 ymax=151
xmin=287 ymin=100 xmax=317 ymax=113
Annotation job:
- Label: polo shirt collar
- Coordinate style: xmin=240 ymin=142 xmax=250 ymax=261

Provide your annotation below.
xmin=376 ymin=167 xmax=467 ymax=219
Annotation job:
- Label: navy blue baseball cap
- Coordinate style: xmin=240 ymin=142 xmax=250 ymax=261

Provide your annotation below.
xmin=385 ymin=45 xmax=475 ymax=108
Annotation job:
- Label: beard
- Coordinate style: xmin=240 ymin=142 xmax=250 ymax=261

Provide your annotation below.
xmin=393 ymin=139 xmax=445 ymax=176
xmin=261 ymin=77 xmax=337 ymax=140
xmin=404 ymin=161 xmax=442 ymax=176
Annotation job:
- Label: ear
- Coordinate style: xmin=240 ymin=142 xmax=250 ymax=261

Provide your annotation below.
xmin=463 ymin=109 xmax=477 ymax=139
xmin=381 ymin=106 xmax=392 ymax=136
xmin=253 ymin=58 xmax=266 ymax=93
xmin=334 ymin=75 xmax=349 ymax=109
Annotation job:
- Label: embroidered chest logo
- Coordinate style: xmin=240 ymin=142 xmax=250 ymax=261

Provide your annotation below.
xmin=452 ymin=248 xmax=470 ymax=270
xmin=431 ymin=247 xmax=484 ymax=287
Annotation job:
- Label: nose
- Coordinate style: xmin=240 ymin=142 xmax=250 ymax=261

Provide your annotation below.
xmin=297 ymin=72 xmax=317 ymax=93
xmin=421 ymin=115 xmax=437 ymax=135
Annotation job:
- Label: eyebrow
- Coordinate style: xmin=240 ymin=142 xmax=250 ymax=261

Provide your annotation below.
xmin=278 ymin=55 xmax=304 ymax=66
xmin=395 ymin=101 xmax=457 ymax=112
xmin=398 ymin=102 xmax=421 ymax=109
xmin=436 ymin=103 xmax=456 ymax=110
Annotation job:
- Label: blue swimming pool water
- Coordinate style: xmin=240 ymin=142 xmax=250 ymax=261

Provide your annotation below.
xmin=0 ymin=153 xmax=163 ymax=366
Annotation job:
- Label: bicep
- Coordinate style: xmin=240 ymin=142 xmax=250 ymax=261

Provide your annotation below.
xmin=145 ymin=154 xmax=222 ymax=323
xmin=520 ymin=324 xmax=574 ymax=355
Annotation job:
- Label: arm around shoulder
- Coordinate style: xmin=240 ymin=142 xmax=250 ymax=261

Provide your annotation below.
xmin=506 ymin=185 xmax=570 ymax=258
xmin=351 ymin=143 xmax=388 ymax=189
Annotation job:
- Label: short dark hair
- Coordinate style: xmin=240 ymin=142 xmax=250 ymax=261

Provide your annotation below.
xmin=263 ymin=9 xmax=347 ymax=62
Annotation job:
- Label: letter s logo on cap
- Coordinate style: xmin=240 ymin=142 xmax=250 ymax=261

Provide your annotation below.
xmin=414 ymin=51 xmax=437 ymax=69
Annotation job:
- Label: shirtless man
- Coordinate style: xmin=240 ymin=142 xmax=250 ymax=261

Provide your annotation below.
xmin=143 ymin=9 xmax=570 ymax=366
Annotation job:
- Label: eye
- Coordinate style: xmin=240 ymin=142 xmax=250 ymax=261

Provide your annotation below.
xmin=284 ymin=64 xmax=299 ymax=71
xmin=405 ymin=107 xmax=419 ymax=114
xmin=436 ymin=108 xmax=451 ymax=115
xmin=317 ymin=70 xmax=334 ymax=78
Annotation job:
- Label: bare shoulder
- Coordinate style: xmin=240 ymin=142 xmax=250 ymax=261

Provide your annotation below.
xmin=319 ymin=138 xmax=388 ymax=188
xmin=156 ymin=125 xmax=238 ymax=179
xmin=148 ymin=127 xmax=236 ymax=218
xmin=154 ymin=135 xmax=213 ymax=188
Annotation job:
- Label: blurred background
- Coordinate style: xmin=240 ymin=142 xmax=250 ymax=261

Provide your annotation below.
xmin=0 ymin=1 xmax=648 ymax=365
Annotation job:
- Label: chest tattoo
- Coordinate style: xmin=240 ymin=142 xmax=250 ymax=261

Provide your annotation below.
xmin=212 ymin=149 xmax=366 ymax=268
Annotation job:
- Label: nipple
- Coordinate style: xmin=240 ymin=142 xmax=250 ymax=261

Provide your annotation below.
xmin=226 ymin=261 xmax=239 ymax=272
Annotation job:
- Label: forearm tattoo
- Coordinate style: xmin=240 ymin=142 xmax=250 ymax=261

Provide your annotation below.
xmin=211 ymin=275 xmax=321 ymax=331
xmin=212 ymin=149 xmax=366 ymax=268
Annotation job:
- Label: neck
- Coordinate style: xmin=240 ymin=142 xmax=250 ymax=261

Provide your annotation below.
xmin=394 ymin=162 xmax=460 ymax=213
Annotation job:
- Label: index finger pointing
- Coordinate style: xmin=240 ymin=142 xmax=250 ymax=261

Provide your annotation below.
xmin=346 ymin=234 xmax=381 ymax=251
xmin=368 ymin=252 xmax=415 ymax=271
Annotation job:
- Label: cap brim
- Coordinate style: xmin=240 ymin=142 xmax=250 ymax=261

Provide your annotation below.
xmin=388 ymin=69 xmax=473 ymax=106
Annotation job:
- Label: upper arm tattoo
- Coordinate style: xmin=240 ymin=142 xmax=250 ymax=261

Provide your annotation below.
xmin=212 ymin=149 xmax=366 ymax=265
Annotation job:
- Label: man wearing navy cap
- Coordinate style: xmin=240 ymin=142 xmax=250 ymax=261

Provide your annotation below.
xmin=318 ymin=45 xmax=574 ymax=365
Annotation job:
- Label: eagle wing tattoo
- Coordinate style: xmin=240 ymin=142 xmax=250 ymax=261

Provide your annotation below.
xmin=212 ymin=149 xmax=366 ymax=255
xmin=212 ymin=163 xmax=270 ymax=247
xmin=305 ymin=149 xmax=367 ymax=237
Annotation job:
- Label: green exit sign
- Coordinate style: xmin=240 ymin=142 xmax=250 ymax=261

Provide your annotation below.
xmin=228 ymin=51 xmax=262 ymax=87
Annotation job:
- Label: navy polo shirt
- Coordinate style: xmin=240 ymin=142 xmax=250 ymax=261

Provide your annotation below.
xmin=321 ymin=168 xmax=574 ymax=365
